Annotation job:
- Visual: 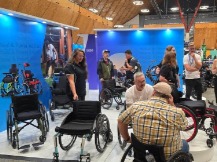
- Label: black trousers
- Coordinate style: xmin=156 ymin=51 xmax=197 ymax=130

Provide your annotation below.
xmin=213 ymin=76 xmax=217 ymax=103
xmin=185 ymin=78 xmax=202 ymax=100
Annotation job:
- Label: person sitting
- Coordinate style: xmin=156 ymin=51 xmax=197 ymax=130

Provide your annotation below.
xmin=125 ymin=72 xmax=153 ymax=109
xmin=118 ymin=82 xmax=189 ymax=161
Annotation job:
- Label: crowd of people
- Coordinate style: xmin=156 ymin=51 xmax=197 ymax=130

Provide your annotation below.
xmin=59 ymin=41 xmax=216 ymax=160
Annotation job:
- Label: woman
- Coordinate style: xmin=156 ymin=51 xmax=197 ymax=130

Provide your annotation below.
xmin=212 ymin=59 xmax=217 ymax=103
xmin=65 ymin=49 xmax=88 ymax=101
xmin=159 ymin=50 xmax=181 ymax=103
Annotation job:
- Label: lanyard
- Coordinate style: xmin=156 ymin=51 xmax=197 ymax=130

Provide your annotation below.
xmin=188 ymin=54 xmax=194 ymax=66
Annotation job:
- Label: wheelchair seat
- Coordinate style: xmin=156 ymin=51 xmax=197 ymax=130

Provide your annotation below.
xmin=179 ymin=100 xmax=206 ymax=116
xmin=121 ymin=133 xmax=193 ymax=162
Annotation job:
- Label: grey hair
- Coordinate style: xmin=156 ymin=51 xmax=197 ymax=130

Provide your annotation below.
xmin=134 ymin=72 xmax=145 ymax=81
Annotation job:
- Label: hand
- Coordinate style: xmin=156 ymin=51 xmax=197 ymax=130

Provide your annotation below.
xmin=100 ymin=78 xmax=104 ymax=82
xmin=112 ymin=77 xmax=115 ymax=80
xmin=73 ymin=94 xmax=79 ymax=100
xmin=190 ymin=52 xmax=195 ymax=58
xmin=125 ymin=59 xmax=128 ymax=63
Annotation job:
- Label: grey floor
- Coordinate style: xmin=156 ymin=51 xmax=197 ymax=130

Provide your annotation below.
xmin=0 ymin=88 xmax=216 ymax=162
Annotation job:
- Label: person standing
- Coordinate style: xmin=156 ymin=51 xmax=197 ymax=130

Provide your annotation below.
xmin=97 ymin=49 xmax=114 ymax=87
xmin=183 ymin=42 xmax=202 ymax=100
xmin=212 ymin=58 xmax=217 ymax=103
xmin=46 ymin=42 xmax=58 ymax=78
xmin=65 ymin=49 xmax=88 ymax=101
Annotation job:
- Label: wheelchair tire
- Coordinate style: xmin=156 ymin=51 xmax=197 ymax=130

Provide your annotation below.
xmin=167 ymin=151 xmax=193 ymax=162
xmin=99 ymin=88 xmax=113 ymax=109
xmin=176 ymin=104 xmax=198 ymax=142
xmin=6 ymin=110 xmax=13 ymax=142
xmin=114 ymin=94 xmax=122 ymax=105
xmin=59 ymin=134 xmax=77 ymax=151
xmin=206 ymin=139 xmax=213 ymax=148
xmin=41 ymin=105 xmax=49 ymax=133
xmin=49 ymin=99 xmax=55 ymax=121
xmin=95 ymin=114 xmax=110 ymax=153
xmin=12 ymin=140 xmax=16 ymax=149
xmin=120 ymin=144 xmax=133 ymax=162
xmin=39 ymin=135 xmax=46 ymax=143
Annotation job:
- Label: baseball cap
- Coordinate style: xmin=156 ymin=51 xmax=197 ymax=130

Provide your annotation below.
xmin=125 ymin=50 xmax=132 ymax=54
xmin=102 ymin=49 xmax=110 ymax=53
xmin=153 ymin=82 xmax=172 ymax=96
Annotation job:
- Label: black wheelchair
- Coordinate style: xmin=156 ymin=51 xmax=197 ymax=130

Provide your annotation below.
xmin=53 ymin=101 xmax=113 ymax=162
xmin=6 ymin=94 xmax=49 ymax=149
xmin=49 ymin=74 xmax=73 ymax=121
xmin=99 ymin=79 xmax=126 ymax=110
xmin=121 ymin=133 xmax=194 ymax=162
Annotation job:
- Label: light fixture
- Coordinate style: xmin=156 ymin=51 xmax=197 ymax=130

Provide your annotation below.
xmin=200 ymin=6 xmax=209 ymax=10
xmin=42 ymin=21 xmax=47 ymax=24
xmin=170 ymin=7 xmax=179 ymax=11
xmin=106 ymin=17 xmax=113 ymax=21
xmin=133 ymin=0 xmax=144 ymax=6
xmin=89 ymin=8 xmax=98 ymax=13
xmin=114 ymin=25 xmax=124 ymax=28
xmin=8 ymin=13 xmax=14 ymax=16
xmin=141 ymin=9 xmax=150 ymax=13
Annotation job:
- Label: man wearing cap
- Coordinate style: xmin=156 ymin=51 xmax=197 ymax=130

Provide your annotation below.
xmin=125 ymin=72 xmax=153 ymax=109
xmin=122 ymin=50 xmax=142 ymax=85
xmin=183 ymin=42 xmax=202 ymax=100
xmin=118 ymin=82 xmax=188 ymax=160
xmin=97 ymin=50 xmax=114 ymax=87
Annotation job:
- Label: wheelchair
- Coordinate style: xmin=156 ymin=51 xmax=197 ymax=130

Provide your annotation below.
xmin=121 ymin=133 xmax=194 ymax=162
xmin=53 ymin=101 xmax=113 ymax=162
xmin=0 ymin=64 xmax=22 ymax=96
xmin=6 ymin=94 xmax=49 ymax=149
xmin=99 ymin=79 xmax=126 ymax=110
xmin=49 ymin=74 xmax=73 ymax=121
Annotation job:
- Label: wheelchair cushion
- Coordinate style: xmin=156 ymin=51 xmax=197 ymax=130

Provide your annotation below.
xmin=55 ymin=120 xmax=94 ymax=135
xmin=53 ymin=95 xmax=72 ymax=105
xmin=179 ymin=100 xmax=206 ymax=116
xmin=17 ymin=110 xmax=42 ymax=121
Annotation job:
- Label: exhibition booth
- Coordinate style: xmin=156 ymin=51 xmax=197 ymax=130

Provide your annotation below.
xmin=0 ymin=9 xmax=216 ymax=162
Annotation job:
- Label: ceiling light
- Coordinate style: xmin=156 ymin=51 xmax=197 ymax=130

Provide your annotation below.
xmin=106 ymin=17 xmax=113 ymax=21
xmin=170 ymin=7 xmax=179 ymax=11
xmin=89 ymin=8 xmax=98 ymax=13
xmin=141 ymin=9 xmax=150 ymax=13
xmin=8 ymin=13 xmax=14 ymax=16
xmin=133 ymin=0 xmax=144 ymax=6
xmin=200 ymin=6 xmax=209 ymax=10
xmin=42 ymin=21 xmax=47 ymax=24
xmin=114 ymin=25 xmax=124 ymax=28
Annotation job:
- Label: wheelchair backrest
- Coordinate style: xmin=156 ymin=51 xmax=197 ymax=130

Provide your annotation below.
xmin=102 ymin=79 xmax=116 ymax=90
xmin=9 ymin=64 xmax=18 ymax=74
xmin=131 ymin=133 xmax=166 ymax=162
xmin=24 ymin=70 xmax=34 ymax=79
xmin=53 ymin=75 xmax=70 ymax=95
xmin=12 ymin=94 xmax=39 ymax=116
xmin=72 ymin=101 xmax=101 ymax=120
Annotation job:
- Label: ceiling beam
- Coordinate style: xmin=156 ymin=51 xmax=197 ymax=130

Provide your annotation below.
xmin=149 ymin=0 xmax=162 ymax=18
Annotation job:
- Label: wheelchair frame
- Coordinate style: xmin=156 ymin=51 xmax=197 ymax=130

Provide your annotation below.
xmin=53 ymin=101 xmax=113 ymax=162
xmin=6 ymin=94 xmax=49 ymax=149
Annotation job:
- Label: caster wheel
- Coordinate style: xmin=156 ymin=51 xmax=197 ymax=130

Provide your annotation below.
xmin=12 ymin=140 xmax=16 ymax=149
xmin=86 ymin=157 xmax=91 ymax=162
xmin=39 ymin=136 xmax=46 ymax=142
xmin=206 ymin=139 xmax=213 ymax=148
xmin=87 ymin=134 xmax=92 ymax=141
xmin=116 ymin=105 xmax=120 ymax=110
xmin=206 ymin=128 xmax=213 ymax=135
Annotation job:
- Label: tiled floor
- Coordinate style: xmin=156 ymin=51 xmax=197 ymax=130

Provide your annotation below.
xmin=0 ymin=88 xmax=216 ymax=162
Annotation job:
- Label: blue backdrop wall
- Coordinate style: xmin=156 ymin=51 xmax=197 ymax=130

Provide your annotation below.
xmin=96 ymin=29 xmax=184 ymax=87
xmin=0 ymin=14 xmax=51 ymax=132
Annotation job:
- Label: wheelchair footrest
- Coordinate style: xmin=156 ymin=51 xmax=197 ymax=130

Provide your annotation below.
xmin=32 ymin=142 xmax=44 ymax=148
xmin=19 ymin=144 xmax=31 ymax=150
xmin=80 ymin=153 xmax=90 ymax=162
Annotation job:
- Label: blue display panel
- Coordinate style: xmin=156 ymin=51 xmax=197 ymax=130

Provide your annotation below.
xmin=0 ymin=14 xmax=49 ymax=132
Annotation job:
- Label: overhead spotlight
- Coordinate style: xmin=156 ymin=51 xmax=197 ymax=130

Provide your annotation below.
xmin=89 ymin=8 xmax=98 ymax=13
xmin=8 ymin=13 xmax=14 ymax=16
xmin=114 ymin=25 xmax=124 ymax=28
xmin=200 ymin=6 xmax=209 ymax=10
xmin=170 ymin=7 xmax=179 ymax=11
xmin=106 ymin=17 xmax=113 ymax=21
xmin=141 ymin=9 xmax=150 ymax=13
xmin=133 ymin=0 xmax=144 ymax=6
xmin=42 ymin=21 xmax=47 ymax=24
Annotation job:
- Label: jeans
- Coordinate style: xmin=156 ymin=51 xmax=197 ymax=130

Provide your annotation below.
xmin=181 ymin=139 xmax=189 ymax=153
xmin=185 ymin=78 xmax=202 ymax=100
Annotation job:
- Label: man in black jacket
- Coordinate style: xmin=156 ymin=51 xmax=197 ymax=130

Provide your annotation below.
xmin=97 ymin=49 xmax=114 ymax=87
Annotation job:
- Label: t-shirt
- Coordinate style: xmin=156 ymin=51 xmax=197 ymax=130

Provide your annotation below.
xmin=160 ymin=64 xmax=177 ymax=85
xmin=183 ymin=53 xmax=201 ymax=79
xmin=47 ymin=44 xmax=56 ymax=60
xmin=124 ymin=57 xmax=140 ymax=80
xmin=125 ymin=84 xmax=154 ymax=106
xmin=65 ymin=63 xmax=87 ymax=96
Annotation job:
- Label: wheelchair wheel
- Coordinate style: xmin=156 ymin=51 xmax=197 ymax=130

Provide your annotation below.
xmin=167 ymin=151 xmax=193 ymax=162
xmin=14 ymin=75 xmax=23 ymax=94
xmin=176 ymin=104 xmax=198 ymax=142
xmin=49 ymin=99 xmax=55 ymax=121
xmin=59 ymin=134 xmax=77 ymax=151
xmin=32 ymin=81 xmax=42 ymax=94
xmin=3 ymin=82 xmax=13 ymax=95
xmin=95 ymin=114 xmax=110 ymax=153
xmin=41 ymin=105 xmax=49 ymax=133
xmin=99 ymin=88 xmax=113 ymax=109
xmin=114 ymin=94 xmax=122 ymax=105
xmin=6 ymin=110 xmax=13 ymax=142
xmin=117 ymin=110 xmax=127 ymax=149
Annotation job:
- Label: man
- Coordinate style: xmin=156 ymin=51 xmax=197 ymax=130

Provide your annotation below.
xmin=183 ymin=42 xmax=202 ymax=100
xmin=122 ymin=50 xmax=141 ymax=85
xmin=125 ymin=72 xmax=153 ymax=109
xmin=118 ymin=82 xmax=188 ymax=160
xmin=97 ymin=49 xmax=114 ymax=87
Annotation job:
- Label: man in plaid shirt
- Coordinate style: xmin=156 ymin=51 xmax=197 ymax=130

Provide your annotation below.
xmin=118 ymin=82 xmax=189 ymax=160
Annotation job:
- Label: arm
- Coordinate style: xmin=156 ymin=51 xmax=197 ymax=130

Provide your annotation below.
xmin=184 ymin=64 xmax=199 ymax=72
xmin=118 ymin=119 xmax=131 ymax=142
xmin=67 ymin=74 xmax=78 ymax=100
xmin=125 ymin=59 xmax=133 ymax=71
xmin=97 ymin=61 xmax=103 ymax=80
xmin=159 ymin=75 xmax=169 ymax=83
xmin=212 ymin=59 xmax=217 ymax=74
xmin=125 ymin=88 xmax=134 ymax=109
xmin=193 ymin=54 xmax=202 ymax=69
xmin=110 ymin=61 xmax=115 ymax=78
xmin=176 ymin=74 xmax=180 ymax=88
